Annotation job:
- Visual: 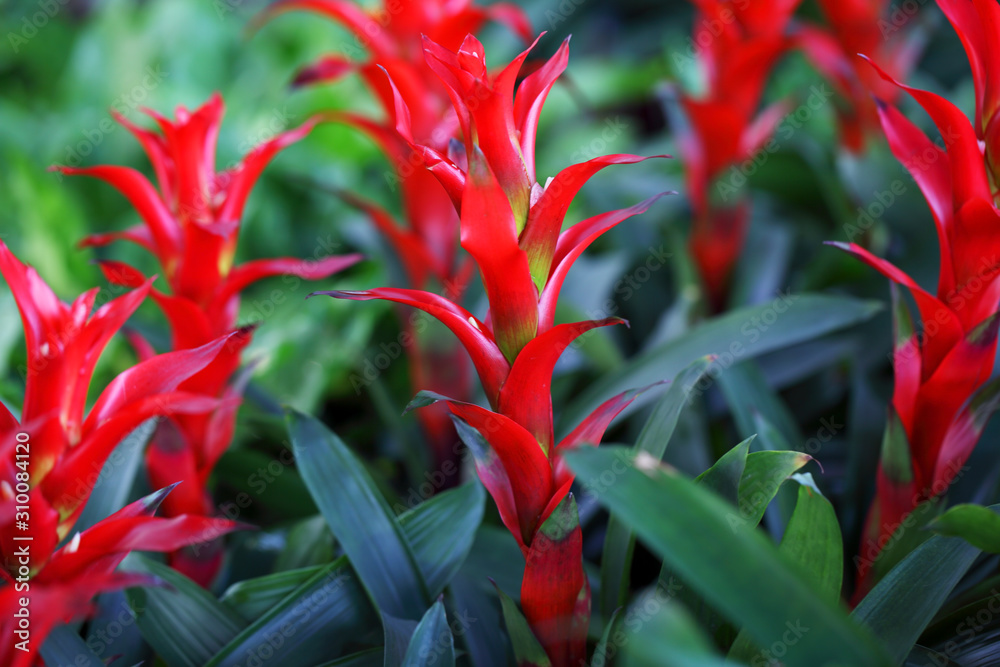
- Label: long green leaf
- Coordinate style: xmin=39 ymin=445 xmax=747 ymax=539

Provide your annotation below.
xmin=621 ymin=592 xmax=732 ymax=667
xmin=40 ymin=624 xmax=108 ymax=667
xmin=728 ymin=475 xmax=843 ymax=662
xmin=928 ymin=504 xmax=1000 ymax=554
xmin=125 ymin=557 xmax=246 ymax=667
xmin=398 ymin=482 xmax=486 ymax=597
xmin=205 ymin=557 xmax=378 ymax=667
xmin=600 ymin=357 xmax=714 ymax=619
xmin=220 ymin=565 xmax=326 ymax=621
xmin=402 ymin=600 xmax=455 ymax=667
xmin=853 ymin=505 xmax=1000 ymax=664
xmin=562 ymin=295 xmax=881 ymax=428
xmin=286 ymin=409 xmax=429 ymax=620
xmin=567 ymin=447 xmax=892 ymax=667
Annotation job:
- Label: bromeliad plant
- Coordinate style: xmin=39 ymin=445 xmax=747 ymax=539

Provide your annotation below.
xmin=316 ymin=33 xmax=666 ymax=665
xmin=797 ymin=0 xmax=925 ymax=152
xmin=53 ymin=94 xmax=360 ymax=585
xmin=831 ymin=0 xmax=1000 ymax=599
xmin=0 ymin=243 xmax=240 ymax=667
xmin=257 ymin=0 xmax=532 ymax=472
xmin=673 ymin=0 xmax=799 ymax=306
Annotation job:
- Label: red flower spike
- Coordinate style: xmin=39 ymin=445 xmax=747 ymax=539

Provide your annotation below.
xmin=0 ymin=245 xmax=249 ymax=659
xmin=798 ymin=0 xmax=925 ymax=152
xmin=60 ymin=95 xmax=358 ymax=584
xmin=674 ymin=0 xmax=801 ymax=304
xmin=842 ymin=8 xmax=1000 ymax=598
xmin=328 ymin=32 xmax=665 ymax=664
xmin=260 ymin=0 xmax=532 ymax=470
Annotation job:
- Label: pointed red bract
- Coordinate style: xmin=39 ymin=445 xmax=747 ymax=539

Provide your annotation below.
xmin=840 ymin=7 xmax=1000 ymax=597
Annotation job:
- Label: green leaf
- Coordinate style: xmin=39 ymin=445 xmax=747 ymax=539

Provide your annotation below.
xmin=567 ymin=447 xmax=892 ymax=667
xmin=125 ymin=556 xmax=246 ymax=667
xmin=592 ymin=609 xmax=622 ymax=667
xmin=495 ymin=584 xmax=552 ymax=667
xmin=274 ymin=515 xmax=336 ymax=571
xmin=928 ymin=504 xmax=1000 ymax=554
xmin=600 ymin=357 xmax=714 ymax=620
xmin=398 ymin=482 xmax=486 ymax=597
xmin=220 ymin=565 xmax=326 ymax=621
xmin=852 ymin=505 xmax=1000 ymax=665
xmin=718 ymin=361 xmax=802 ymax=449
xmin=694 ymin=436 xmax=754 ymax=506
xmin=72 ymin=419 xmax=155 ymax=535
xmin=778 ymin=477 xmax=844 ymax=602
xmin=621 ymin=592 xmax=732 ymax=667
xmin=286 ymin=409 xmax=430 ymax=620
xmin=402 ymin=600 xmax=454 ymax=667
xmin=40 ymin=624 xmax=107 ymax=667
xmin=383 ymin=613 xmax=420 ymax=667
xmin=728 ymin=475 xmax=843 ymax=662
xmin=205 ymin=557 xmax=379 ymax=667
xmin=734 ymin=449 xmax=813 ymax=530
xmin=562 ymin=295 xmax=882 ymax=429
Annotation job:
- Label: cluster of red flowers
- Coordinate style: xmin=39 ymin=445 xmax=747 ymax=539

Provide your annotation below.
xmin=258 ymin=0 xmax=532 ymax=472
xmin=0 ymin=244 xmax=241 ymax=667
xmin=799 ymin=0 xmax=925 ymax=151
xmin=53 ymin=96 xmax=360 ymax=584
xmin=674 ymin=0 xmax=800 ymax=305
xmin=833 ymin=0 xmax=1000 ymax=598
xmin=677 ymin=0 xmax=925 ymax=304
xmin=316 ymin=33 xmax=665 ymax=665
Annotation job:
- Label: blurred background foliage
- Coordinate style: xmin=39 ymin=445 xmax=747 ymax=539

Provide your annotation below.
xmin=2 ymin=0 xmax=999 ymax=601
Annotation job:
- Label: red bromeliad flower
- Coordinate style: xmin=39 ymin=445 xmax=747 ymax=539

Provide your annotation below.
xmin=0 ymin=243 xmax=240 ymax=666
xmin=53 ymin=94 xmax=360 ymax=585
xmin=316 ymin=34 xmax=666 ymax=666
xmin=831 ymin=1 xmax=1000 ymax=598
xmin=675 ymin=0 xmax=800 ymax=306
xmin=796 ymin=0 xmax=924 ymax=152
xmin=257 ymin=0 xmax=532 ymax=470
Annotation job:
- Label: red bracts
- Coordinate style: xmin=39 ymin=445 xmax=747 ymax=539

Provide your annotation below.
xmin=676 ymin=0 xmax=800 ymax=304
xmin=54 ymin=95 xmax=360 ymax=584
xmin=834 ymin=0 xmax=1000 ymax=597
xmin=0 ymin=243 xmax=240 ymax=667
xmin=317 ymin=34 xmax=666 ymax=665
xmin=257 ymin=0 xmax=532 ymax=467
xmin=797 ymin=0 xmax=924 ymax=151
